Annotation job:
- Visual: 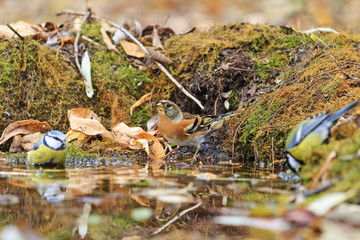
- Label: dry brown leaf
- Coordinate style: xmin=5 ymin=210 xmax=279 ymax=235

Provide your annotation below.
xmin=8 ymin=132 xmax=43 ymax=152
xmin=0 ymin=120 xmax=52 ymax=146
xmin=100 ymin=26 xmax=120 ymax=54
xmin=0 ymin=21 xmax=37 ymax=40
xmin=18 ymin=132 xmax=43 ymax=152
xmin=152 ymin=27 xmax=164 ymax=50
xmin=130 ymin=93 xmax=152 ymax=115
xmin=112 ymin=122 xmax=145 ymax=149
xmin=137 ymin=132 xmax=165 ymax=161
xmin=9 ymin=135 xmax=23 ymax=153
xmin=65 ymin=129 xmax=92 ymax=144
xmin=68 ymin=108 xmax=114 ymax=142
xmin=120 ymin=39 xmax=145 ymax=58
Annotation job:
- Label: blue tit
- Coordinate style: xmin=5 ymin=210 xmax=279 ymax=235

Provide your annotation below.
xmin=27 ymin=130 xmax=67 ymax=166
xmin=286 ymin=100 xmax=359 ymax=173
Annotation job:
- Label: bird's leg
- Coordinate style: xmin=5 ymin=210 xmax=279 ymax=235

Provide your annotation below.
xmin=192 ymin=144 xmax=201 ymax=162
xmin=165 ymin=145 xmax=180 ymax=160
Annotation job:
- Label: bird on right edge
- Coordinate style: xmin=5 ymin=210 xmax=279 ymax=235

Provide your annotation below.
xmin=155 ymin=100 xmax=236 ymax=161
xmin=285 ymin=100 xmax=359 ymax=173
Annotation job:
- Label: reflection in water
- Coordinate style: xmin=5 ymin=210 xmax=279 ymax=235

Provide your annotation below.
xmin=0 ymin=161 xmax=292 ymax=239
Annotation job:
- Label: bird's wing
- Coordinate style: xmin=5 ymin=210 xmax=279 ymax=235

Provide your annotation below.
xmin=184 ymin=116 xmax=210 ymax=135
xmin=184 ymin=112 xmax=235 ymax=135
xmin=32 ymin=137 xmax=44 ymax=150
xmin=286 ymin=112 xmax=328 ymax=149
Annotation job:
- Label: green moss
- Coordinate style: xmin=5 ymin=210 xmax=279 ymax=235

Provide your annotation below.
xmin=321 ymin=81 xmax=342 ymax=95
xmin=0 ymin=39 xmax=86 ymax=134
xmin=236 ymin=98 xmax=285 ymax=160
xmin=82 ymin=22 xmax=103 ymax=42
xmin=66 ymin=142 xmax=96 ymax=159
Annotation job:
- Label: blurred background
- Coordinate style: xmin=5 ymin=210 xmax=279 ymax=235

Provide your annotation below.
xmin=0 ymin=0 xmax=360 ymax=32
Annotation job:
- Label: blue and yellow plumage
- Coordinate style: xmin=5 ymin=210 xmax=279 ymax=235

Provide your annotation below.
xmin=286 ymin=100 xmax=359 ymax=173
xmin=27 ymin=130 xmax=67 ymax=166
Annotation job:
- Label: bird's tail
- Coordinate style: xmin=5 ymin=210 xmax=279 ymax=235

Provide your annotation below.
xmin=326 ymin=100 xmax=359 ymax=123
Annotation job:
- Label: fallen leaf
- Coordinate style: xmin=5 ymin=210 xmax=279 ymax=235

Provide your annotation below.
xmin=142 ymin=25 xmax=175 ymax=38
xmin=68 ymin=108 xmax=114 ymax=141
xmin=152 ymin=27 xmax=164 ymax=50
xmin=8 ymin=135 xmax=23 ymax=153
xmin=0 ymin=21 xmax=37 ymax=40
xmin=0 ymin=120 xmax=52 ymax=146
xmin=65 ymin=129 xmax=92 ymax=144
xmin=130 ymin=93 xmax=152 ymax=115
xmin=247 ymin=84 xmax=257 ymax=96
xmin=100 ymin=26 xmax=120 ymax=54
xmin=137 ymin=132 xmax=165 ymax=162
xmin=120 ymin=39 xmax=145 ymax=58
xmin=11 ymin=132 xmax=43 ymax=152
xmin=112 ymin=122 xmax=145 ymax=148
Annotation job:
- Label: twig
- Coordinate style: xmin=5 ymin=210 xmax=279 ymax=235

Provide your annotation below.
xmin=149 ymin=86 xmax=156 ymax=113
xmin=300 ymin=27 xmax=339 ymax=35
xmin=6 ymin=23 xmax=24 ymax=40
xmin=156 ymin=62 xmax=204 ymax=109
xmin=309 ymin=150 xmax=337 ymax=190
xmin=152 ymin=200 xmax=202 ymax=235
xmin=303 ymin=180 xmax=337 ymax=198
xmin=271 ymin=137 xmax=274 ymax=175
xmin=81 ymin=36 xmax=100 ymax=46
xmin=57 ymin=9 xmax=205 ymax=110
xmin=231 ymin=115 xmax=250 ymax=161
xmin=74 ymin=10 xmax=91 ymax=74
xmin=54 ymin=25 xmax=64 ymax=59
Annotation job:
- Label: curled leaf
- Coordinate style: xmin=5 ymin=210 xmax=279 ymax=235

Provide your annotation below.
xmin=68 ymin=108 xmax=114 ymax=141
xmin=130 ymin=93 xmax=152 ymax=115
xmin=152 ymin=27 xmax=164 ymax=50
xmin=0 ymin=120 xmax=52 ymax=146
xmin=112 ymin=122 xmax=145 ymax=148
xmin=137 ymin=132 xmax=165 ymax=162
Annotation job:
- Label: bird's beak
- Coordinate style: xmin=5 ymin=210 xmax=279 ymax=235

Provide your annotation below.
xmin=155 ymin=103 xmax=164 ymax=111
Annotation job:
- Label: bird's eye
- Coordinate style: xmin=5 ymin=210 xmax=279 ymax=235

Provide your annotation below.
xmin=166 ymin=103 xmax=172 ymax=108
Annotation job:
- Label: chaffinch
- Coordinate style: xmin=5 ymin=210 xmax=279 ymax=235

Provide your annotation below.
xmin=286 ymin=100 xmax=359 ymax=173
xmin=155 ymin=100 xmax=235 ymax=160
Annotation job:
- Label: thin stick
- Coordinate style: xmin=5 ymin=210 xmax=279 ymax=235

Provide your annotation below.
xmin=57 ymin=9 xmax=205 ymax=110
xmin=81 ymin=36 xmax=100 ymax=46
xmin=152 ymin=200 xmax=202 ymax=235
xmin=6 ymin=23 xmax=24 ymax=40
xmin=271 ymin=137 xmax=274 ymax=175
xmin=156 ymin=62 xmax=204 ymax=109
xmin=74 ymin=10 xmax=91 ymax=75
xmin=54 ymin=25 xmax=64 ymax=59
xmin=309 ymin=150 xmax=337 ymax=190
